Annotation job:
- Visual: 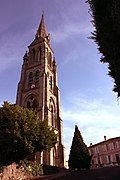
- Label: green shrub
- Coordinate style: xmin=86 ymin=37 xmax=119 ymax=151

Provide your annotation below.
xmin=19 ymin=159 xmax=43 ymax=176
xmin=19 ymin=160 xmax=60 ymax=177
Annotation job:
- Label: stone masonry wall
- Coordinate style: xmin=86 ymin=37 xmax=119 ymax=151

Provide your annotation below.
xmin=0 ymin=163 xmax=29 ymax=180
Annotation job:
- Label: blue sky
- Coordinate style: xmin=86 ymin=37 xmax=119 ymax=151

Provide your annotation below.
xmin=0 ymin=0 xmax=120 ymax=160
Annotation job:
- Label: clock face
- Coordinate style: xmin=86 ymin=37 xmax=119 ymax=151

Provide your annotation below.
xmin=31 ymin=84 xmax=35 ymax=88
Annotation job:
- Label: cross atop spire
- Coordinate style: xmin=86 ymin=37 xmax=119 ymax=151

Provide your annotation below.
xmin=36 ymin=12 xmax=48 ymax=39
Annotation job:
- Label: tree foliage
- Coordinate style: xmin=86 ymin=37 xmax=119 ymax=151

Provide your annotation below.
xmin=0 ymin=101 xmax=57 ymax=165
xmin=86 ymin=0 xmax=120 ymax=97
xmin=68 ymin=125 xmax=91 ymax=170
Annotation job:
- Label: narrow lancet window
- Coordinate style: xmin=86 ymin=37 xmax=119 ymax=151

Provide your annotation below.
xmin=29 ymin=72 xmax=33 ymax=86
xmin=35 ymin=70 xmax=39 ymax=85
xmin=38 ymin=47 xmax=42 ymax=61
xmin=49 ymin=76 xmax=52 ymax=90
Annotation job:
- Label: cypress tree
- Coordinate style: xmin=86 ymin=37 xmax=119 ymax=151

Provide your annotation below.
xmin=86 ymin=0 xmax=120 ymax=98
xmin=68 ymin=125 xmax=91 ymax=170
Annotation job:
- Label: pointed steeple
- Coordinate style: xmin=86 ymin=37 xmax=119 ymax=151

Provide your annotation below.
xmin=36 ymin=12 xmax=48 ymax=39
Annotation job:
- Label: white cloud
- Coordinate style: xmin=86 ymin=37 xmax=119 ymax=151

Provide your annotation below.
xmin=48 ymin=0 xmax=93 ymax=44
xmin=51 ymin=21 xmax=92 ymax=43
xmin=50 ymin=3 xmax=93 ymax=44
xmin=62 ymin=92 xmax=120 ymax=160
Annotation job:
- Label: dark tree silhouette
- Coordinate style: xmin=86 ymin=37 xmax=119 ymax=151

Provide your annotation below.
xmin=86 ymin=0 xmax=120 ymax=97
xmin=68 ymin=125 xmax=91 ymax=170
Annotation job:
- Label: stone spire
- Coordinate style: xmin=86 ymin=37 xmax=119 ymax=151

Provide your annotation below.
xmin=36 ymin=12 xmax=48 ymax=39
xmin=16 ymin=12 xmax=65 ymax=168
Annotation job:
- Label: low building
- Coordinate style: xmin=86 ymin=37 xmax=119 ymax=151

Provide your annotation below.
xmin=88 ymin=136 xmax=120 ymax=168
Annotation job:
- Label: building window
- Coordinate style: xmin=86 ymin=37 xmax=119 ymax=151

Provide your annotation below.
xmin=48 ymin=52 xmax=52 ymax=67
xmin=49 ymin=76 xmax=52 ymax=90
xmin=35 ymin=70 xmax=39 ymax=84
xmin=26 ymin=96 xmax=38 ymax=111
xmin=116 ymin=154 xmax=120 ymax=165
xmin=106 ymin=144 xmax=109 ymax=151
xmin=53 ymin=147 xmax=57 ymax=166
xmin=51 ymin=105 xmax=54 ymax=127
xmin=29 ymin=72 xmax=33 ymax=86
xmin=32 ymin=99 xmax=37 ymax=111
xmin=113 ymin=142 xmax=116 ymax=149
xmin=27 ymin=101 xmax=31 ymax=110
xmin=38 ymin=47 xmax=42 ymax=61
xmin=49 ymin=98 xmax=56 ymax=128
xmin=108 ymin=155 xmax=111 ymax=164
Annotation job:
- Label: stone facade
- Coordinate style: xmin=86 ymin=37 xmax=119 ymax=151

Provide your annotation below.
xmin=0 ymin=163 xmax=28 ymax=180
xmin=16 ymin=14 xmax=65 ymax=167
xmin=88 ymin=136 xmax=120 ymax=168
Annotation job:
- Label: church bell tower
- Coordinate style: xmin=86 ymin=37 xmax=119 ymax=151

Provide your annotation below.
xmin=16 ymin=14 xmax=65 ymax=167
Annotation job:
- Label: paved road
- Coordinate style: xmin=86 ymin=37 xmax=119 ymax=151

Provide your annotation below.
xmin=28 ymin=166 xmax=120 ymax=180
xmin=55 ymin=166 xmax=120 ymax=180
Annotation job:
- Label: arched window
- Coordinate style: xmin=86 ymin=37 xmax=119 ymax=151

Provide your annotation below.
xmin=49 ymin=76 xmax=52 ymax=90
xmin=38 ymin=47 xmax=42 ymax=61
xmin=49 ymin=98 xmax=56 ymax=128
xmin=53 ymin=147 xmax=57 ymax=166
xmin=35 ymin=70 xmax=39 ymax=84
xmin=27 ymin=101 xmax=31 ymax=110
xmin=29 ymin=72 xmax=33 ymax=86
xmin=53 ymin=148 xmax=55 ymax=166
xmin=51 ymin=105 xmax=54 ymax=127
xmin=32 ymin=99 xmax=37 ymax=111
xmin=49 ymin=52 xmax=52 ymax=67
xmin=26 ymin=96 xmax=38 ymax=111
